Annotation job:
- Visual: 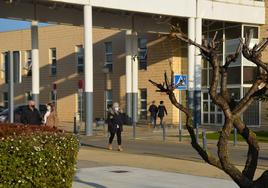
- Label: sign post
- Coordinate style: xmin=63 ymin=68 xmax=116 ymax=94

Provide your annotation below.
xmin=78 ymin=80 xmax=84 ymax=135
xmin=174 ymin=75 xmax=188 ymax=142
xmin=52 ymin=83 xmax=57 ymax=109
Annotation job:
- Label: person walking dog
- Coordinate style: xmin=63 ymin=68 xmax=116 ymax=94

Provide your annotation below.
xmin=107 ymin=102 xmax=124 ymax=151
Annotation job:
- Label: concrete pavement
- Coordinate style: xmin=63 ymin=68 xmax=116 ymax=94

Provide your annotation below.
xmin=73 ymin=166 xmax=238 ymax=188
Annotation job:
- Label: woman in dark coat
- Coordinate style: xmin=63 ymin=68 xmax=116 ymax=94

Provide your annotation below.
xmin=157 ymin=101 xmax=168 ymax=128
xmin=107 ymin=102 xmax=124 ymax=151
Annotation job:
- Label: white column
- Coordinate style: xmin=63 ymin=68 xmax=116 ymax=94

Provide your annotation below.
xmin=188 ymin=17 xmax=195 ymax=113
xmin=31 ymin=21 xmax=40 ymax=108
xmin=188 ymin=17 xmax=195 ymax=92
xmin=195 ymin=17 xmax=202 ymax=91
xmin=194 ymin=17 xmax=202 ymax=127
xmin=125 ymin=30 xmax=133 ymax=119
xmin=132 ymin=32 xmax=138 ymax=123
xmin=84 ymin=4 xmax=93 ymax=136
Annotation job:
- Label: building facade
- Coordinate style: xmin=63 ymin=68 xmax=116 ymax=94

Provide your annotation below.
xmin=0 ymin=0 xmax=265 ymax=132
xmin=0 ymin=25 xmax=187 ymax=125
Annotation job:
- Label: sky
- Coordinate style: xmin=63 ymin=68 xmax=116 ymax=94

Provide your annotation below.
xmin=0 ymin=18 xmax=49 ymax=32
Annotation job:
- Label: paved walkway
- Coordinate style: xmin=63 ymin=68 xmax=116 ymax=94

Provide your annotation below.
xmin=73 ymin=166 xmax=238 ymax=188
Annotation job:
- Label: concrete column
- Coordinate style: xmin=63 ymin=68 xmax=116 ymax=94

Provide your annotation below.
xmin=132 ymin=32 xmax=138 ymax=125
xmin=8 ymin=51 xmax=14 ymax=123
xmin=31 ymin=21 xmax=40 ymax=108
xmin=125 ymin=30 xmax=133 ymax=119
xmin=84 ymin=4 xmax=93 ymax=136
xmin=194 ymin=17 xmax=202 ymax=127
xmin=187 ymin=17 xmax=195 ymax=112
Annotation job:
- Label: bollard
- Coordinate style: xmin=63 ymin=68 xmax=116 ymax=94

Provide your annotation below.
xmin=73 ymin=116 xmax=77 ymax=134
xmin=202 ymin=129 xmax=207 ymax=150
xmin=179 ymin=129 xmax=182 ymax=142
xmin=163 ymin=124 xmax=166 ymax=142
xmin=234 ymin=128 xmax=237 ymax=146
xmin=196 ymin=126 xmax=199 ymax=143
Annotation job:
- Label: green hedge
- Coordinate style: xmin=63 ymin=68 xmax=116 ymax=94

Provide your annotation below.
xmin=0 ymin=124 xmax=79 ymax=188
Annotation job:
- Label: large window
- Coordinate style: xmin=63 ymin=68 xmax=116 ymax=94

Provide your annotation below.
xmin=3 ymin=92 xmax=8 ymax=108
xmin=105 ymin=42 xmax=113 ymax=72
xmin=50 ymin=48 xmax=57 ymax=76
xmin=139 ymin=89 xmax=147 ymax=120
xmin=243 ymin=88 xmax=260 ymax=126
xmin=76 ymin=45 xmax=84 ymax=74
xmin=138 ymin=38 xmax=147 ymax=70
xmin=105 ymin=90 xmax=113 ymax=110
xmin=202 ymin=92 xmax=223 ymax=125
xmin=243 ymin=26 xmax=259 ymax=39
xmin=25 ymin=50 xmax=32 ymax=76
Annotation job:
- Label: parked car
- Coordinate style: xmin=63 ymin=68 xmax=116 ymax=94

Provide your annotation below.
xmin=0 ymin=104 xmax=47 ymax=123
xmin=0 ymin=106 xmax=7 ymax=113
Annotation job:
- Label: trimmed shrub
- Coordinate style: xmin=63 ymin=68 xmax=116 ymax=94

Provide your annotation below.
xmin=0 ymin=124 xmax=79 ymax=188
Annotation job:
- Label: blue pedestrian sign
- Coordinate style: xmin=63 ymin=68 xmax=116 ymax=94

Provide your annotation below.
xmin=174 ymin=75 xmax=187 ymax=90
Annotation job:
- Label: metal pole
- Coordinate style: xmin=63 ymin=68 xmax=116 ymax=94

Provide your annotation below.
xmin=79 ymin=90 xmax=83 ymax=133
xmin=163 ymin=123 xmax=166 ymax=142
xmin=132 ymin=32 xmax=138 ymax=139
xmin=202 ymin=129 xmax=207 ymax=150
xmin=179 ymin=90 xmax=182 ymax=142
xmin=196 ymin=125 xmax=199 ymax=143
xmin=234 ymin=128 xmax=237 ymax=146
xmin=8 ymin=51 xmax=14 ymax=123
xmin=73 ymin=115 xmax=77 ymax=134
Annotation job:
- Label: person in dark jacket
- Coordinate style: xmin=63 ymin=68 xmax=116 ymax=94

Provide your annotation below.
xmin=157 ymin=101 xmax=168 ymax=128
xmin=107 ymin=102 xmax=124 ymax=151
xmin=148 ymin=101 xmax=158 ymax=128
xmin=21 ymin=100 xmax=42 ymax=125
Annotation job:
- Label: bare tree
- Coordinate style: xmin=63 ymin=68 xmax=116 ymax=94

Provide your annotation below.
xmin=149 ymin=26 xmax=268 ymax=188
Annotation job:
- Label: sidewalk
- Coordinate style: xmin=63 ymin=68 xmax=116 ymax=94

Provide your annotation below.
xmin=73 ymin=166 xmax=238 ymax=188
xmin=76 ymin=147 xmax=265 ymax=180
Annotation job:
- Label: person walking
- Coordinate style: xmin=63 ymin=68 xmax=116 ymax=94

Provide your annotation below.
xmin=148 ymin=100 xmax=158 ymax=128
xmin=44 ymin=103 xmax=59 ymax=128
xmin=157 ymin=101 xmax=168 ymax=128
xmin=107 ymin=102 xmax=124 ymax=151
xmin=21 ymin=100 xmax=42 ymax=125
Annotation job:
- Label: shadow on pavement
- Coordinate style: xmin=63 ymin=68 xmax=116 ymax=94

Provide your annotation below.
xmin=74 ymin=177 xmax=107 ymax=188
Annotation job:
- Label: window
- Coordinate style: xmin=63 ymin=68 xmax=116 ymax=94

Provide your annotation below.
xmin=138 ymin=38 xmax=147 ymax=70
xmin=243 ymin=87 xmax=260 ymax=126
xmin=3 ymin=92 xmax=8 ymax=108
xmin=50 ymin=48 xmax=57 ymax=76
xmin=13 ymin=51 xmax=21 ymax=83
xmin=202 ymin=91 xmax=223 ymax=125
xmin=139 ymin=89 xmax=147 ymax=120
xmin=105 ymin=90 xmax=113 ymax=110
xmin=76 ymin=45 xmax=84 ymax=74
xmin=243 ymin=26 xmax=259 ymax=39
xmin=244 ymin=66 xmax=257 ymax=84
xmin=25 ymin=50 xmax=32 ymax=76
xmin=227 ymin=67 xmax=241 ymax=85
xmin=105 ymin=42 xmax=113 ymax=72
xmin=25 ymin=91 xmax=32 ymax=103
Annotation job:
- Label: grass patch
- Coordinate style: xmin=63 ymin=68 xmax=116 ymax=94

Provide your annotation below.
xmin=200 ymin=131 xmax=268 ymax=143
